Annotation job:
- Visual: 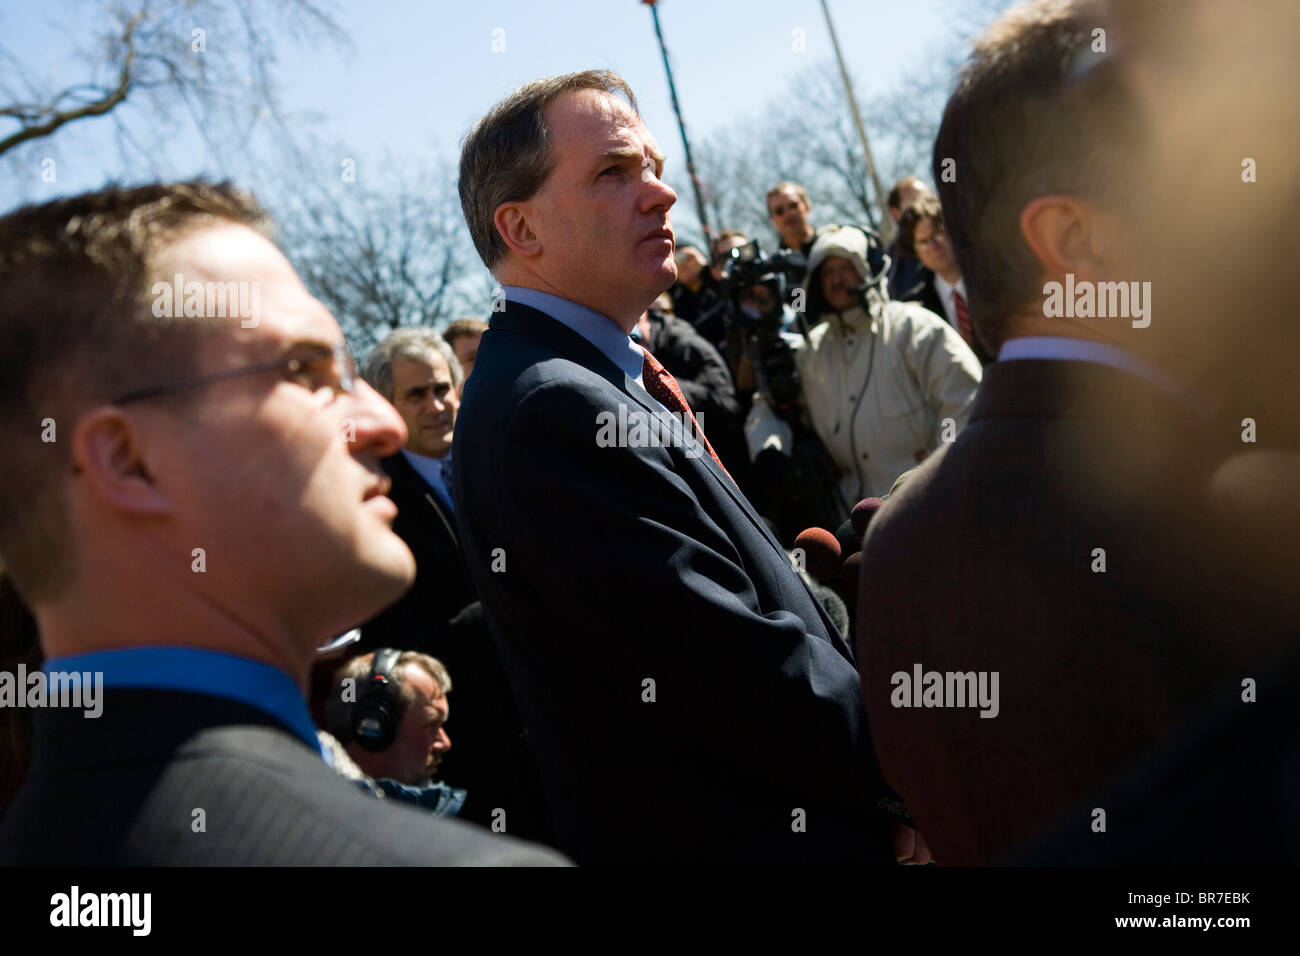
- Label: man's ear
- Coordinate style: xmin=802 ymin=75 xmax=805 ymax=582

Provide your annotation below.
xmin=494 ymin=201 xmax=542 ymax=258
xmin=71 ymin=408 xmax=175 ymax=516
xmin=1019 ymin=195 xmax=1108 ymax=283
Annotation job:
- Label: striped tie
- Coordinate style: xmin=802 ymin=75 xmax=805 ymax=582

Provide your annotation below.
xmin=953 ymin=289 xmax=973 ymax=346
xmin=640 ymin=347 xmax=734 ymax=485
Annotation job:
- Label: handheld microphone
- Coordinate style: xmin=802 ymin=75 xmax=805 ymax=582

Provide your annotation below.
xmin=851 ymin=497 xmax=885 ymax=540
xmin=793 ymin=526 xmax=842 ymax=584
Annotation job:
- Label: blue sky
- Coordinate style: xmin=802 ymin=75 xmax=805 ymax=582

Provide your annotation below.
xmin=0 ymin=0 xmax=987 ymax=213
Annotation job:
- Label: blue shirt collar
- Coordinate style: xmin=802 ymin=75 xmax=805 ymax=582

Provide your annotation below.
xmin=44 ymin=647 xmax=323 ymax=757
xmin=998 ymin=336 xmax=1212 ymax=416
xmin=401 ymin=448 xmax=454 ymax=513
xmin=502 ymin=286 xmax=646 ymax=383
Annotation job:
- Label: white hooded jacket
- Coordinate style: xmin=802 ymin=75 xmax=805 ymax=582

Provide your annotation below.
xmin=746 ymin=225 xmax=982 ymax=502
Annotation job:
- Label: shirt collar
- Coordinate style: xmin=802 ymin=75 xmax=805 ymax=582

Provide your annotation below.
xmin=401 ymin=448 xmax=454 ymax=511
xmin=998 ymin=336 xmax=1213 ymax=416
xmin=503 ymin=286 xmax=645 ymax=383
xmin=43 ymin=647 xmax=323 ymax=757
xmin=933 ymin=272 xmax=964 ymax=303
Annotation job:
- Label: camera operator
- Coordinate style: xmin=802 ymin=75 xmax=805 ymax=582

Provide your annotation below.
xmin=747 ymin=225 xmax=982 ymax=503
xmin=669 ymin=243 xmax=728 ymax=354
xmin=710 ymin=237 xmax=843 ymax=542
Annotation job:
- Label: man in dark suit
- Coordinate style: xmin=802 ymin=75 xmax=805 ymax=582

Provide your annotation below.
xmin=360 ymin=328 xmax=474 ymax=643
xmin=995 ymin=0 xmax=1300 ymax=867
xmin=453 ymin=70 xmax=904 ymax=866
xmin=0 ymin=182 xmax=565 ymax=866
xmin=895 ymin=196 xmax=994 ymax=365
xmin=357 ymin=327 xmax=548 ymax=838
xmin=884 ymin=175 xmax=932 ymax=302
xmin=858 ymin=0 xmax=1294 ymax=866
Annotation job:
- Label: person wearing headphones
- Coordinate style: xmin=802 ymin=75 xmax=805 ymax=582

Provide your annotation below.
xmin=747 ymin=225 xmax=983 ymax=502
xmin=323 ymin=648 xmax=466 ymax=817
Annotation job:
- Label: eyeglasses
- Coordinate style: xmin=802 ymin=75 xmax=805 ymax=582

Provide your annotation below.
xmin=913 ymin=232 xmax=947 ymax=250
xmin=111 ymin=341 xmax=357 ymax=406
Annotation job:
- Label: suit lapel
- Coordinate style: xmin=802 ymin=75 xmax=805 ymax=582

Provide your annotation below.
xmin=492 ymin=303 xmax=844 ymax=650
xmin=383 ymin=452 xmax=459 ymax=548
xmin=492 ymin=303 xmax=784 ymax=553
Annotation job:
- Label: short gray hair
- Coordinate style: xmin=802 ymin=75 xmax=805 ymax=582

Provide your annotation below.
xmin=323 ymin=650 xmax=453 ymax=744
xmin=458 ymin=70 xmax=638 ymax=272
xmin=362 ymin=327 xmax=463 ymax=401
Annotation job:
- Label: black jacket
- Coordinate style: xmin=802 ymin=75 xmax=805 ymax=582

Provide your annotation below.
xmin=669 ymin=274 xmax=729 ymax=355
xmin=359 ymin=451 xmax=549 ymax=839
xmin=860 ymin=359 xmax=1263 ymax=865
xmin=644 ymin=310 xmax=747 ymax=479
xmin=0 ymin=687 xmax=566 ymax=865
xmin=452 ymin=300 xmax=895 ymax=866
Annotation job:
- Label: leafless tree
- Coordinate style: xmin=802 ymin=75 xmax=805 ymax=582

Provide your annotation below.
xmin=271 ymin=149 xmax=486 ymax=355
xmin=0 ymin=0 xmax=347 ymax=175
xmin=686 ymin=0 xmax=1015 ymax=246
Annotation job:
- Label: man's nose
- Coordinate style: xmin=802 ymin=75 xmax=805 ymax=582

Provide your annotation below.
xmin=347 ymin=379 xmax=406 ymax=457
xmin=642 ymin=171 xmax=676 ymax=212
xmin=433 ymin=728 xmax=451 ymax=752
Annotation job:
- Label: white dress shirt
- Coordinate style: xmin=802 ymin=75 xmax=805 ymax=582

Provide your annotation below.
xmin=933 ymin=273 xmax=966 ymax=331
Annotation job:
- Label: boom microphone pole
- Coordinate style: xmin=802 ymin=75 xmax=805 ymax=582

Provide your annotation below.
xmin=642 ymin=0 xmax=714 ymax=249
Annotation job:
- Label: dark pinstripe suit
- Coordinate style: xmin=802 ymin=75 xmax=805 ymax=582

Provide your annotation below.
xmin=0 ymin=688 xmax=567 ymax=866
xmin=453 ymin=302 xmax=895 ymax=866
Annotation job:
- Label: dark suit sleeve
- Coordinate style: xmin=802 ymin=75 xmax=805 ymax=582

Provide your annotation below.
xmin=501 ymin=378 xmax=872 ymax=801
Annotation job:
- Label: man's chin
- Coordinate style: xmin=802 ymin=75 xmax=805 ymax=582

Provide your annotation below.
xmin=648 ymin=260 xmax=678 ymax=295
xmin=357 ymin=536 xmax=417 ymax=610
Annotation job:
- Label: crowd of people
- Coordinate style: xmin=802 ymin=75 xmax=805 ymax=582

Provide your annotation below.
xmin=0 ymin=0 xmax=1296 ymax=868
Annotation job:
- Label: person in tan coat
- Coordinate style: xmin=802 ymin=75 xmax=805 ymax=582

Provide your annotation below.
xmin=747 ymin=225 xmax=982 ymax=503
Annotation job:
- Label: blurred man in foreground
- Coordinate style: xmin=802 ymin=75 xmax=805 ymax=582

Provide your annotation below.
xmin=0 ymin=182 xmax=564 ymax=866
xmin=860 ymin=0 xmax=1295 ymax=865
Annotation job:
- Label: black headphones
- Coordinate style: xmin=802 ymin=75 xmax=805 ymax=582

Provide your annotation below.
xmin=350 ymin=647 xmax=403 ymax=752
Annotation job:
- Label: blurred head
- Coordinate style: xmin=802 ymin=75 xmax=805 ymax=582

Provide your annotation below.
xmin=442 ymin=318 xmax=487 ymax=381
xmin=887 ymin=176 xmax=931 ymax=224
xmin=766 ymin=182 xmax=813 ymax=249
xmin=0 ymin=183 xmax=413 ymax=661
xmin=328 ymin=651 xmax=453 ymax=786
xmin=806 ymin=225 xmax=877 ymax=318
xmin=673 ymin=245 xmax=708 ymax=287
xmin=1105 ymin=0 xmax=1300 ymax=418
xmin=819 ymin=256 xmax=865 ymax=314
xmin=899 ymin=196 xmax=960 ymax=282
xmin=933 ymin=0 xmax=1146 ymax=354
xmin=364 ymin=328 xmax=462 ymax=459
xmin=710 ymin=230 xmax=749 ymax=281
xmin=460 ymin=70 xmax=677 ymax=331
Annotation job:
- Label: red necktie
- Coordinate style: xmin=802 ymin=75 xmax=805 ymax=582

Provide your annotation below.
xmin=953 ymin=289 xmax=973 ymax=346
xmin=640 ymin=348 xmax=734 ymax=485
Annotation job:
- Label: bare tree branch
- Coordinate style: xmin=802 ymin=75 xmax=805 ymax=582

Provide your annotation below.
xmin=0 ymin=0 xmax=350 ymax=180
xmin=0 ymin=11 xmax=142 ymax=157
